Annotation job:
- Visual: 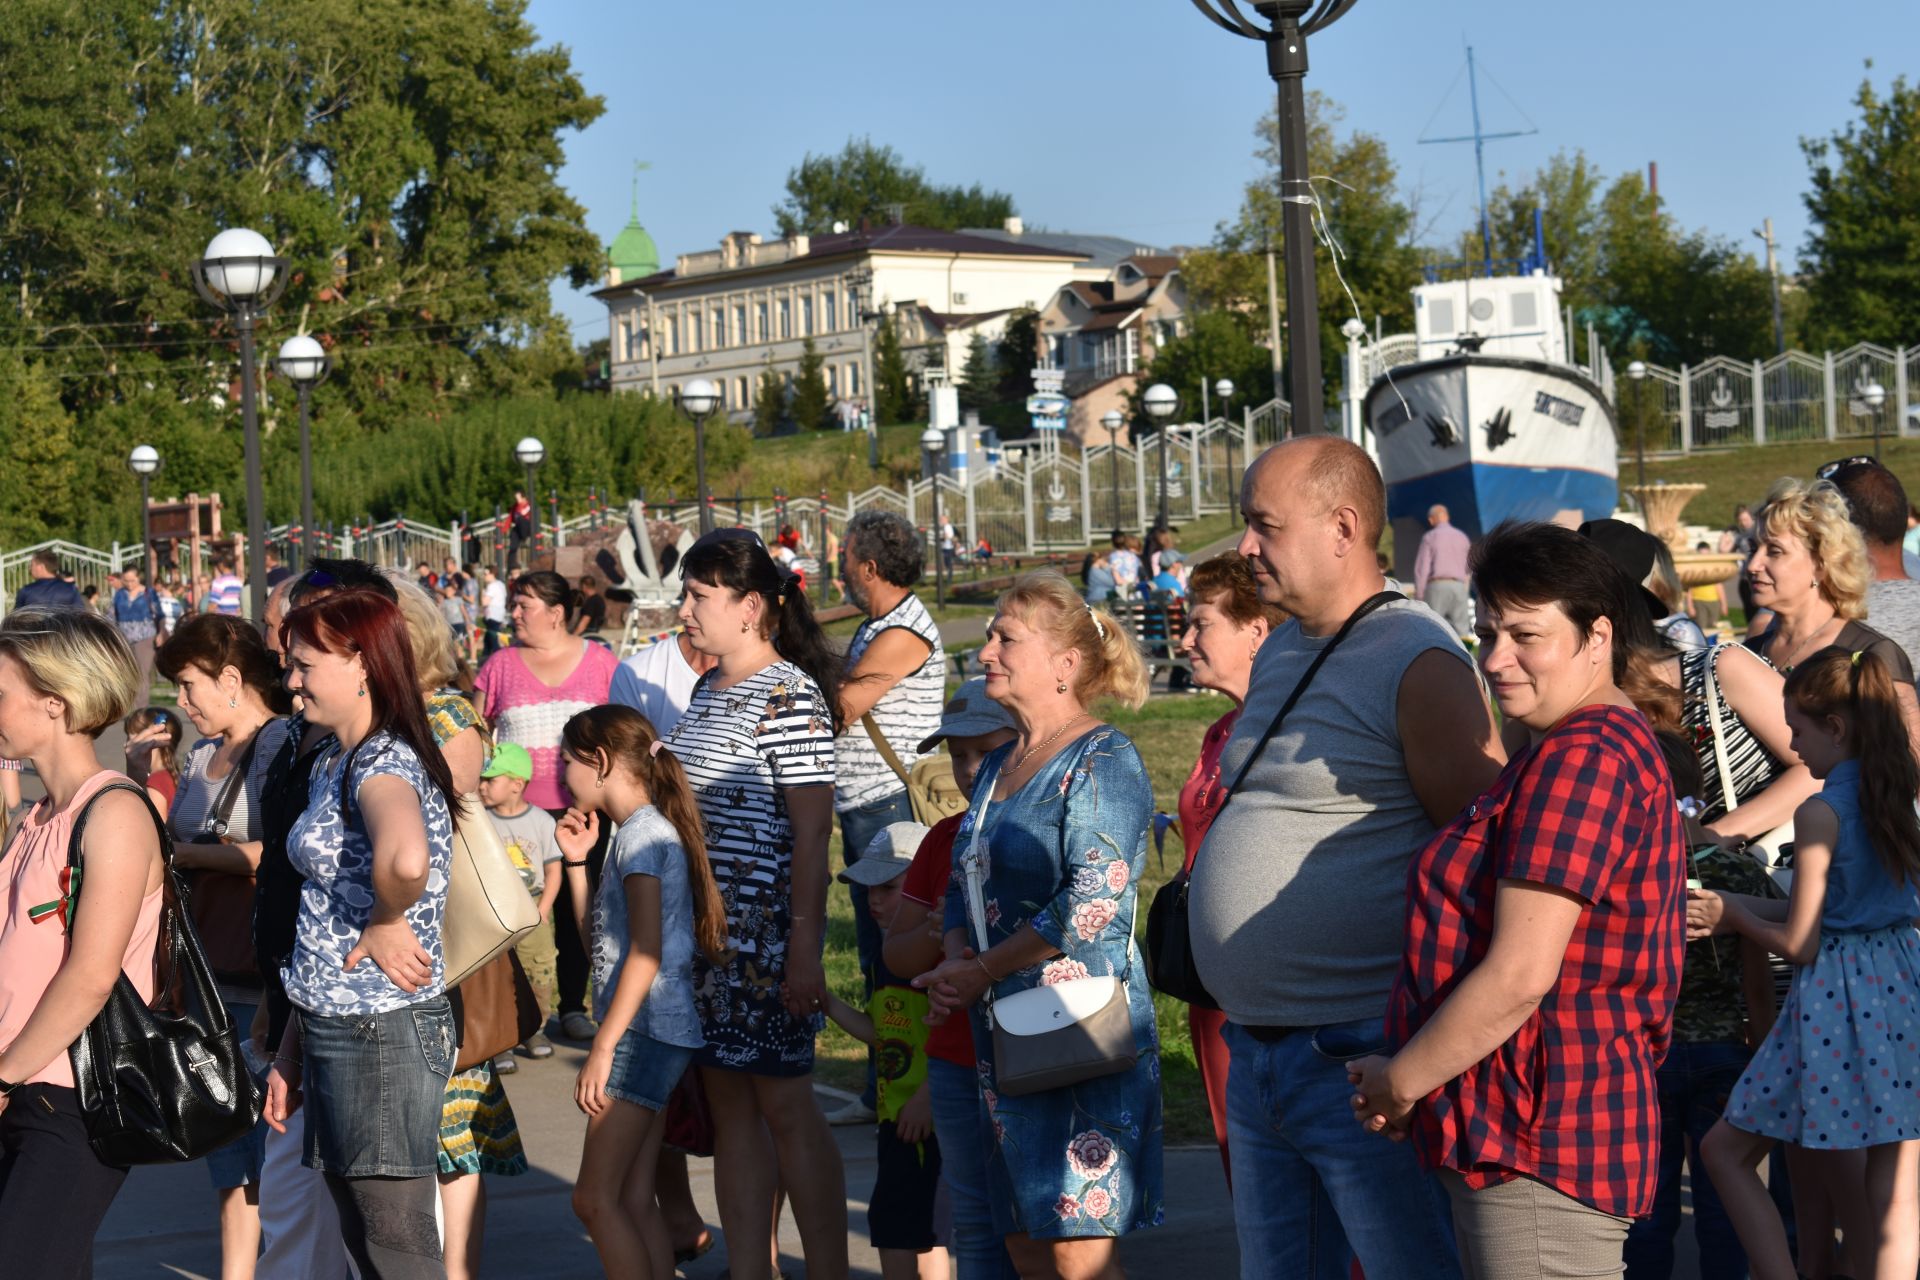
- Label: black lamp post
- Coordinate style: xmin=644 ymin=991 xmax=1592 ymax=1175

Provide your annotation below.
xmin=128 ymin=445 xmax=160 ymax=577
xmin=678 ymin=378 xmax=720 ymax=534
xmin=193 ymin=227 xmax=288 ymax=619
xmin=1101 ymin=409 xmax=1125 ymax=536
xmin=1215 ymin=377 xmax=1237 ymax=496
xmin=1144 ymin=383 xmax=1179 ymax=532
xmin=922 ymin=424 xmax=947 ymax=610
xmin=1626 ymin=361 xmax=1648 ymax=492
xmin=276 ymin=334 xmax=331 ymax=568
xmin=1192 ymin=0 xmax=1358 ymax=436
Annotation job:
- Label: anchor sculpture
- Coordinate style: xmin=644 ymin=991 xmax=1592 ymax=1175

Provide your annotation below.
xmin=1045 ymin=472 xmax=1072 ymax=524
xmin=1703 ymin=374 xmax=1741 ymax=433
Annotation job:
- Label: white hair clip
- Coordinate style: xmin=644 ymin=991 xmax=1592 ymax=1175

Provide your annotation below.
xmin=1086 ymin=603 xmax=1106 ymax=639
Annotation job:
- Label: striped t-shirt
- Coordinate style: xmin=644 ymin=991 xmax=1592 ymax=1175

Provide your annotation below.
xmin=665 ymin=661 xmax=835 ymax=955
xmin=835 ymin=593 xmax=946 ymax=813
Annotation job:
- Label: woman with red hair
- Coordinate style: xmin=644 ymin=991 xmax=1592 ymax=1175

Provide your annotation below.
xmin=263 ymin=590 xmax=460 ymax=1280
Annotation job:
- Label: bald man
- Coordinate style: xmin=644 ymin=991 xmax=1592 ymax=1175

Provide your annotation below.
xmin=1190 ymin=438 xmax=1505 ymax=1280
xmin=1413 ymin=503 xmax=1473 ymax=639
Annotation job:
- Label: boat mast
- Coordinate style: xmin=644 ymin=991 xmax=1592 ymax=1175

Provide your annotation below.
xmin=1420 ymin=44 xmax=1537 ymax=277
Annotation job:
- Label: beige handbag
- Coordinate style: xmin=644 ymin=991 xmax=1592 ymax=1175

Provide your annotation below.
xmin=1702 ymin=646 xmax=1794 ymax=891
xmin=442 ymin=792 xmax=541 ymax=988
xmin=961 ymin=767 xmax=1138 ymax=1098
xmin=862 ymin=713 xmax=969 ymax=826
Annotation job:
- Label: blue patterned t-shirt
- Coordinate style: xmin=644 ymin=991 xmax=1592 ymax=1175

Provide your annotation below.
xmin=589 ymin=805 xmax=706 ymax=1049
xmin=282 ymin=731 xmax=454 ymax=1016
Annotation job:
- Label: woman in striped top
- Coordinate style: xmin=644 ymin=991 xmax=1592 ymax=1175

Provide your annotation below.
xmin=664 ymin=528 xmax=850 ymax=1280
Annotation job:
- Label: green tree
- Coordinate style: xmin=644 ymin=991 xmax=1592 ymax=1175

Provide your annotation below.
xmin=1131 ymin=312 xmax=1276 ymax=429
xmin=753 ymin=362 xmax=787 ymax=437
xmin=773 ymin=137 xmax=1016 ymax=236
xmin=956 ymin=334 xmax=997 ymax=414
xmin=791 ymin=338 xmax=832 ymax=431
xmin=1800 ymin=72 xmax=1920 ymax=347
xmin=0 ymin=357 xmax=77 ymax=544
xmin=1461 ymin=150 xmax=1609 ymax=313
xmin=873 ymin=317 xmax=912 ymax=425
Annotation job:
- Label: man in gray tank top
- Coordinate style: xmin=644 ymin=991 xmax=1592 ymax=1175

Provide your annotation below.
xmin=1189 ymin=438 xmax=1506 ymax=1280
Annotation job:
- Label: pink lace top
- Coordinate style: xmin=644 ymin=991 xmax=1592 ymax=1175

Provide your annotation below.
xmin=0 ymin=771 xmax=164 ymax=1088
xmin=475 ymin=641 xmax=619 ymax=810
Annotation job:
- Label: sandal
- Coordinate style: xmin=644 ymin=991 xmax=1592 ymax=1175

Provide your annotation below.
xmin=674 ymin=1229 xmax=715 ymax=1264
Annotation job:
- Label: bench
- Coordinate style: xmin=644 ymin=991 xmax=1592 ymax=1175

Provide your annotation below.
xmin=1104 ymin=596 xmax=1191 ymax=688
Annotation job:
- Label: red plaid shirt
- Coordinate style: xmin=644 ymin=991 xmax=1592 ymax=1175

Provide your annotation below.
xmin=1387 ymin=704 xmax=1685 ymax=1218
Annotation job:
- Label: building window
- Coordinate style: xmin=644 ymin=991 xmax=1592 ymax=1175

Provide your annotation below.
xmin=779 ymin=298 xmax=792 ymax=339
xmin=1124 ymin=328 xmax=1139 ymax=373
xmin=685 ymin=308 xmax=700 ymax=353
xmin=711 ymin=310 xmax=725 ymax=348
xmin=665 ymin=315 xmax=679 ymax=355
xmin=848 ymin=362 xmax=861 ymax=396
xmin=801 ymin=295 xmax=813 ymax=336
xmin=735 ymin=376 xmax=749 ymax=408
xmin=756 ymin=301 xmax=769 ymax=341
xmin=733 ymin=304 xmax=747 ymax=346
xmin=1048 ymin=333 xmax=1067 ymax=368
xmin=823 ymin=291 xmax=837 ymax=332
xmin=848 ymin=287 xmax=862 ymax=326
xmin=826 ymin=364 xmax=837 ymax=396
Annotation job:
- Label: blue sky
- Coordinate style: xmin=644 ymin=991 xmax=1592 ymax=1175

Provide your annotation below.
xmin=525 ymin=0 xmax=1915 ymax=343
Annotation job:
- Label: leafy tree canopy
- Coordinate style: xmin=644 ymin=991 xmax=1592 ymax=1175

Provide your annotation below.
xmin=1800 ymin=70 xmax=1920 ymax=348
xmin=773 ymin=138 xmax=1016 ymax=237
xmin=1131 ymin=311 xmax=1276 ymax=430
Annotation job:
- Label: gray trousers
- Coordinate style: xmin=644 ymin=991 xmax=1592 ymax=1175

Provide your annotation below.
xmin=1424 ymin=579 xmax=1473 ymax=638
xmin=1441 ymin=1170 xmax=1630 ymax=1280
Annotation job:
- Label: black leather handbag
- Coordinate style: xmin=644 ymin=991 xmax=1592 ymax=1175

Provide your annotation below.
xmin=66 ymin=782 xmax=263 ymax=1165
xmin=1146 ymin=592 xmax=1402 ymax=1008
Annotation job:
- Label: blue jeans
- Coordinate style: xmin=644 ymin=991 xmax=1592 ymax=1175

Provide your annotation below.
xmin=927 ymin=1057 xmax=1019 ymax=1280
xmin=1624 ymin=1039 xmax=1752 ymax=1280
xmin=300 ymin=998 xmax=455 ymax=1179
xmin=840 ymin=788 xmax=916 ymax=1106
xmin=1224 ymin=1018 xmax=1461 ymax=1280
xmin=205 ymin=999 xmax=268 ymax=1191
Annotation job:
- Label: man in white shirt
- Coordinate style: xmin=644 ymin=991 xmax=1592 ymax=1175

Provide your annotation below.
xmin=481 ymin=564 xmax=509 ymax=656
xmin=609 ymin=629 xmax=714 ymax=735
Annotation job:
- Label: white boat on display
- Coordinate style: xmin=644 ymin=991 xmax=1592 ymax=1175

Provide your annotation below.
xmin=1364 ymin=246 xmax=1619 ymax=577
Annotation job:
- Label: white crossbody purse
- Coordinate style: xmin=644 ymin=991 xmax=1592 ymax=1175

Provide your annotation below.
xmin=960 ymin=765 xmax=1138 ymax=1097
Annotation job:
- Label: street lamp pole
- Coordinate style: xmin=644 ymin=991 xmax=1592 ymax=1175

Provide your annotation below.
xmin=922 ymin=425 xmax=947 ymax=610
xmin=193 ymin=228 xmax=288 ymax=620
xmin=276 ymin=334 xmax=331 ymax=568
xmin=1144 ymin=383 xmax=1179 ymax=532
xmin=1193 ymin=1 xmax=1359 ymax=436
xmin=128 ymin=445 xmax=160 ymax=578
xmin=1626 ymin=361 xmax=1649 ymax=492
xmin=1215 ymin=377 xmax=1237 ymax=497
xmin=515 ymin=437 xmax=545 ymax=557
xmin=1101 ymin=410 xmax=1125 ymax=536
xmin=678 ymin=379 xmax=721 ymax=534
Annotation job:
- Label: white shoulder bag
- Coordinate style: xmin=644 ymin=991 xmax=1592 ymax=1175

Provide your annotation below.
xmin=961 ymin=765 xmax=1139 ymax=1097
xmin=1702 ymin=644 xmax=1795 ymax=890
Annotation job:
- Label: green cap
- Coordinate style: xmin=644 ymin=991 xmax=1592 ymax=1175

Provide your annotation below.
xmin=481 ymin=741 xmax=534 ymax=781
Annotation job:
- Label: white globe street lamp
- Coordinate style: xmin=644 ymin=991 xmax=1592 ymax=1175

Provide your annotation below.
xmin=1101 ymin=409 xmax=1126 ymax=534
xmin=1143 ymin=383 xmax=1179 ymax=532
xmin=677 ymin=378 xmax=721 ymax=533
xmin=276 ymin=333 xmax=331 ymax=565
xmin=128 ymin=445 xmax=161 ymax=579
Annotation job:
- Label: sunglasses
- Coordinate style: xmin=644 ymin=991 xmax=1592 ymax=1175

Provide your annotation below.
xmin=1816 ymin=455 xmax=1880 ymax=480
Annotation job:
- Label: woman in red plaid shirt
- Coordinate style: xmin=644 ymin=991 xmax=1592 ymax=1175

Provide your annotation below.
xmin=1347 ymin=522 xmax=1687 ymax=1278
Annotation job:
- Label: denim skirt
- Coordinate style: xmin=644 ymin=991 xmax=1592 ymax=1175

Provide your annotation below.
xmin=607 ymin=1027 xmax=696 ymax=1112
xmin=300 ymin=997 xmax=456 ymax=1178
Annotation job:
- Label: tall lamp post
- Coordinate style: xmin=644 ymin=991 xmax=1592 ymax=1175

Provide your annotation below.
xmin=678 ymin=378 xmax=721 ymax=534
xmin=1866 ymin=381 xmax=1889 ymax=461
xmin=276 ymin=334 xmax=330 ymax=568
xmin=922 ymin=424 xmax=947 ymax=610
xmin=1215 ymin=377 xmax=1237 ymax=496
xmin=1144 ymin=383 xmax=1179 ymax=532
xmin=1193 ymin=0 xmax=1359 ymax=436
xmin=1625 ymin=361 xmax=1648 ymax=492
xmin=515 ymin=437 xmax=545 ymax=554
xmin=128 ymin=445 xmax=160 ymax=578
xmin=192 ymin=227 xmax=287 ymax=620
xmin=1101 ymin=409 xmax=1125 ymax=536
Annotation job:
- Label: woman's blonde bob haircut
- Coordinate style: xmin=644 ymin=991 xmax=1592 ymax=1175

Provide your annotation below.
xmin=379 ymin=568 xmax=461 ymax=693
xmin=996 ymin=571 xmax=1151 ymax=710
xmin=0 ymin=608 xmax=142 ymax=738
xmin=1758 ymin=477 xmax=1871 ymax=620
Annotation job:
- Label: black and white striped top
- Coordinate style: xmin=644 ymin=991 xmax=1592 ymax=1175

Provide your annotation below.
xmin=665 ymin=661 xmax=835 ymax=955
xmin=835 ymin=592 xmax=946 ymax=813
xmin=1679 ymin=643 xmax=1782 ymax=822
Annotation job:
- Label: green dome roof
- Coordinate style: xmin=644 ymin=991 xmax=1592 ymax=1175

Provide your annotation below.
xmin=610 ymin=214 xmax=658 ymax=281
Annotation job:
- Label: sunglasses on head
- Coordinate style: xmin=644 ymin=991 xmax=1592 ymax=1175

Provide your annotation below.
xmin=1816 ymin=455 xmax=1880 ymax=480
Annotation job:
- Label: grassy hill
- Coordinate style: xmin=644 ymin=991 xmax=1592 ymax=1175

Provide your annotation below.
xmin=1636 ymin=437 xmax=1920 ymax=528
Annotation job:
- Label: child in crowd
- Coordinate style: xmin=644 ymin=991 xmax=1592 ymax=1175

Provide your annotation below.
xmin=440 ymin=579 xmax=473 ymax=658
xmin=825 ymin=822 xmax=952 ymax=1280
xmin=557 ymin=705 xmax=726 ymax=1280
xmin=1690 ymin=540 xmax=1728 ymax=633
xmin=122 ymin=705 xmax=183 ymax=821
xmin=480 ymin=742 xmax=562 ymax=1067
xmin=1695 ymin=646 xmax=1920 ymax=1280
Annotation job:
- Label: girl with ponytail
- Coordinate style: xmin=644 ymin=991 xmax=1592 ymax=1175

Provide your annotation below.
xmin=556 ymin=705 xmax=726 ymax=1278
xmin=1694 ymin=646 xmax=1920 ymax=1280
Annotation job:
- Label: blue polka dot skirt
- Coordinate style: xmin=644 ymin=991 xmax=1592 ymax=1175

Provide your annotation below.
xmin=1726 ymin=923 xmax=1920 ymax=1149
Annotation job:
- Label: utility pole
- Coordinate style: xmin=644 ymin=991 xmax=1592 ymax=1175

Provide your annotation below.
xmin=1754 ymin=218 xmax=1786 ymax=356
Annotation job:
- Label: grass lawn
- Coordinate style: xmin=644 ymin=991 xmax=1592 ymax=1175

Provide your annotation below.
xmin=812 ymin=690 xmax=1228 ymax=1144
xmin=1639 ymin=437 xmax=1920 ymax=526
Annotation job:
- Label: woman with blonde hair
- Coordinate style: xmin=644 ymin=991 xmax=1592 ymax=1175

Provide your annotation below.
xmin=917 ymin=570 xmax=1164 ymax=1278
xmin=0 ymin=609 xmax=164 ymax=1272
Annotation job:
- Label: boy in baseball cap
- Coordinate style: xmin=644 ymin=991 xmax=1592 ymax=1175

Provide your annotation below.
xmin=479 ymin=742 xmax=562 ymax=1064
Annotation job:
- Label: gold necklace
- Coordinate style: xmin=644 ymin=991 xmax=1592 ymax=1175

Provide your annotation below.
xmin=1013 ymin=713 xmax=1089 ymax=773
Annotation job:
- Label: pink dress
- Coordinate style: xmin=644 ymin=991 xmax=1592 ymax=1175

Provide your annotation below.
xmin=0 ymin=771 xmax=164 ymax=1087
xmin=474 ymin=641 xmax=618 ymax=810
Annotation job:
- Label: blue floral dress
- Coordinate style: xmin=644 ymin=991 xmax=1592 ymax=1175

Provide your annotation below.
xmin=944 ymin=726 xmax=1164 ymax=1240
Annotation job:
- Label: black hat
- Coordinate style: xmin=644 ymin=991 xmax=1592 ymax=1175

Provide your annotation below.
xmin=1578 ymin=518 xmax=1669 ymax=624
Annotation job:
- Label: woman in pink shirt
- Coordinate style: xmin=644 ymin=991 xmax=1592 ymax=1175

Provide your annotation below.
xmin=474 ymin=569 xmax=618 ymax=1039
xmin=0 ymin=608 xmax=165 ymax=1275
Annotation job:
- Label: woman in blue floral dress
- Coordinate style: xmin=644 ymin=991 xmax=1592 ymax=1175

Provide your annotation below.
xmin=921 ymin=571 xmax=1163 ymax=1278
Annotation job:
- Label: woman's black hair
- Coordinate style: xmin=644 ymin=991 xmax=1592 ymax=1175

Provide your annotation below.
xmin=1471 ymin=521 xmax=1643 ymax=681
xmin=682 ymin=532 xmax=844 ymax=731
xmin=514 ymin=569 xmax=575 ymax=623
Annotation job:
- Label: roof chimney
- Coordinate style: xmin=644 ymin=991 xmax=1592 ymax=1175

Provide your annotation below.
xmin=1004 ymin=216 xmax=1024 ymax=237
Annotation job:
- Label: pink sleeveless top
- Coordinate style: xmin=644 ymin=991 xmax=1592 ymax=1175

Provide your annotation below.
xmin=0 ymin=771 xmax=164 ymax=1087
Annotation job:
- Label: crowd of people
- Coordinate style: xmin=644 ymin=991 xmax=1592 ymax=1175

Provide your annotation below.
xmin=4 ymin=442 xmax=1920 ymax=1280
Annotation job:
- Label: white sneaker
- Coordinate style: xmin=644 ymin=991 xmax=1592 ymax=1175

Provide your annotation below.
xmin=825 ymin=1098 xmax=876 ymax=1126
